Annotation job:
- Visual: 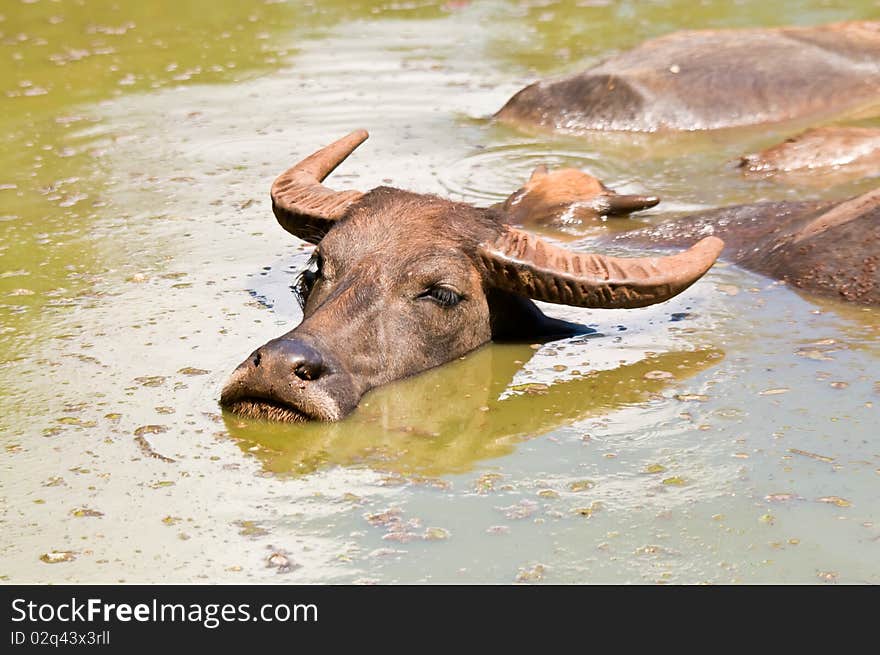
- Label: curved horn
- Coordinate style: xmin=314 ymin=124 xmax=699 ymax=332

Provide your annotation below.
xmin=595 ymin=193 xmax=660 ymax=216
xmin=478 ymin=227 xmax=724 ymax=308
xmin=270 ymin=130 xmax=368 ymax=244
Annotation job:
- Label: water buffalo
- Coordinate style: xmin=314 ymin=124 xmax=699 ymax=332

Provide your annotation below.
xmin=220 ymin=131 xmax=723 ymax=423
xmin=498 ymin=165 xmax=658 ymax=227
xmin=738 ymin=126 xmax=880 ymax=181
xmin=495 ymin=21 xmax=880 ymax=133
xmin=610 ymin=190 xmax=880 ymax=305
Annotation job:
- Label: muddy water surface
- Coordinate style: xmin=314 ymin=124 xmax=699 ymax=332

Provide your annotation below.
xmin=1 ymin=0 xmax=878 ymax=584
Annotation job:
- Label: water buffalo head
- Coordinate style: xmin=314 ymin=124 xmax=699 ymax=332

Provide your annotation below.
xmin=500 ymin=164 xmax=659 ymax=226
xmin=220 ymin=131 xmax=723 ymax=422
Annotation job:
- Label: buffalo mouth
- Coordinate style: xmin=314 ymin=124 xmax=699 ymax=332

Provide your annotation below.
xmin=220 ymin=394 xmax=312 ymax=424
xmin=220 ymin=347 xmax=359 ymax=424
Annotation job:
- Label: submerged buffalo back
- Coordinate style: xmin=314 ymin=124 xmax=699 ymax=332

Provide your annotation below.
xmin=739 ymin=127 xmax=880 ymax=177
xmin=755 ymin=192 xmax=880 ymax=304
xmin=498 ymin=73 xmax=647 ymax=133
xmin=496 ymin=21 xmax=880 ymax=133
xmin=611 ymin=193 xmax=880 ymax=304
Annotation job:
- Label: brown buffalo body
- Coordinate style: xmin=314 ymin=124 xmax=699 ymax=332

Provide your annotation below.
xmin=610 ymin=190 xmax=880 ymax=304
xmin=739 ymin=126 xmax=880 ymax=178
xmin=496 ymin=22 xmax=880 ymax=133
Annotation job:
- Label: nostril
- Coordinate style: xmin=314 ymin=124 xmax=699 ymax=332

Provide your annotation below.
xmin=259 ymin=338 xmax=327 ymax=382
xmin=293 ymin=361 xmax=323 ymax=381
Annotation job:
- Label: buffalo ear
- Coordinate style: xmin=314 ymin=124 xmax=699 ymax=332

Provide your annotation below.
xmin=271 ymin=130 xmax=368 ymax=245
xmin=528 ymin=164 xmax=549 ymax=182
xmin=478 ymin=226 xmax=723 ymax=309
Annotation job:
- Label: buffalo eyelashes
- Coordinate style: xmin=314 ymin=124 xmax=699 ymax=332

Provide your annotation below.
xmin=291 ymin=275 xmax=311 ymax=309
xmin=293 ymin=253 xmax=462 ymax=309
xmin=292 ymin=252 xmax=323 ymax=308
xmin=419 ymin=285 xmax=463 ymax=307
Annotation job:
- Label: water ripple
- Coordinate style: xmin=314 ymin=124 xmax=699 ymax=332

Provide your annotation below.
xmin=437 ymin=141 xmax=655 ymax=206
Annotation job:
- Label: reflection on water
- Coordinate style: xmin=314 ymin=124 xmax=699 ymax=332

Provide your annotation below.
xmin=225 ymin=346 xmax=723 ymax=477
xmin=787 ymin=292 xmax=880 ymax=357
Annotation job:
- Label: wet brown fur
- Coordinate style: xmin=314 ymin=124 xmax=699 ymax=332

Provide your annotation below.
xmin=610 ymin=192 xmax=880 ymax=304
xmin=739 ymin=126 xmax=880 ymax=178
xmin=220 ymin=186 xmax=585 ymax=422
xmin=499 ymin=167 xmax=658 ymax=226
xmin=496 ymin=22 xmax=880 ymax=133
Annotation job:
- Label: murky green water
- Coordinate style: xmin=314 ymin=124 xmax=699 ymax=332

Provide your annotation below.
xmin=1 ymin=0 xmax=878 ymax=584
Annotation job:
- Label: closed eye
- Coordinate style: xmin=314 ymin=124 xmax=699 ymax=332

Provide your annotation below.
xmin=291 ymin=251 xmax=322 ymax=308
xmin=418 ymin=285 xmax=463 ymax=307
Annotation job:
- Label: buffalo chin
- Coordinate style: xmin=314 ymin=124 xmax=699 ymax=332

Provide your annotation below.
xmin=220 ymin=364 xmax=359 ymax=423
xmin=222 ymin=397 xmax=312 ymax=423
